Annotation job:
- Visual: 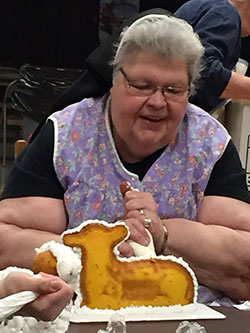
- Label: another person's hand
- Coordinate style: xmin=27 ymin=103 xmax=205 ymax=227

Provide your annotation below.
xmin=119 ymin=181 xmax=165 ymax=256
xmin=1 ymin=271 xmax=74 ymax=321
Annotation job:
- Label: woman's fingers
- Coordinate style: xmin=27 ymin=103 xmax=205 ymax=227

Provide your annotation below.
xmin=118 ymin=241 xmax=135 ymax=258
xmin=120 ymin=181 xmax=133 ymax=197
xmin=120 ymin=182 xmax=163 ymax=252
xmin=124 ymin=191 xmax=158 ymax=212
xmin=126 ymin=209 xmax=158 ymax=230
xmin=125 ymin=218 xmax=150 ymax=246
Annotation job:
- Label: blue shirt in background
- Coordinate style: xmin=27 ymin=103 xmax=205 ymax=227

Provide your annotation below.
xmin=175 ymin=0 xmax=241 ymax=113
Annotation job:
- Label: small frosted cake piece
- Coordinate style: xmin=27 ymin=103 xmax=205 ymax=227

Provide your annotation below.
xmin=32 ymin=250 xmax=57 ymax=276
xmin=32 ymin=221 xmax=197 ymax=310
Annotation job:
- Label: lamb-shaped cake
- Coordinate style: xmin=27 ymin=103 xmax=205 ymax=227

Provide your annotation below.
xmin=32 ymin=221 xmax=197 ymax=310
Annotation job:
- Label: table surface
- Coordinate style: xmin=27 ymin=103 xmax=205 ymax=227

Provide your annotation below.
xmin=66 ymin=306 xmax=250 ymax=333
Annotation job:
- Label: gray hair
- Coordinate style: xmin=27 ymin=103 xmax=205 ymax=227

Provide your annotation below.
xmin=111 ymin=14 xmax=204 ymax=95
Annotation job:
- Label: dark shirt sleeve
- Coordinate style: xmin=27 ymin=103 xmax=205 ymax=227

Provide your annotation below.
xmin=205 ymin=140 xmax=250 ymax=203
xmin=0 ymin=120 xmax=64 ymax=200
xmin=175 ymin=2 xmax=241 ymax=111
xmin=193 ymin=11 xmax=240 ymax=95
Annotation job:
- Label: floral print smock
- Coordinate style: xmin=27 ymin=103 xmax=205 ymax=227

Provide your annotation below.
xmin=50 ymin=94 xmax=229 ymax=230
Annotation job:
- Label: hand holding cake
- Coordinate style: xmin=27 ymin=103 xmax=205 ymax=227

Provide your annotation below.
xmin=0 ymin=269 xmax=74 ymax=322
xmin=120 ymin=181 xmax=166 ymax=256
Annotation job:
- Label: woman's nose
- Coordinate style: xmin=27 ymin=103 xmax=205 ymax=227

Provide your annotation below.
xmin=146 ymin=90 xmax=167 ymax=109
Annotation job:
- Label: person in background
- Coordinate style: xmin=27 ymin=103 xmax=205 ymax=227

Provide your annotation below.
xmin=0 ymin=271 xmax=74 ymax=321
xmin=29 ymin=8 xmax=171 ymax=142
xmin=99 ymin=0 xmax=140 ymax=43
xmin=0 ymin=14 xmax=250 ymax=306
xmin=175 ymin=0 xmax=250 ymax=112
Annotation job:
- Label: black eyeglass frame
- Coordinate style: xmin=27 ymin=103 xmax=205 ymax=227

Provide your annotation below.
xmin=120 ymin=67 xmax=190 ymax=100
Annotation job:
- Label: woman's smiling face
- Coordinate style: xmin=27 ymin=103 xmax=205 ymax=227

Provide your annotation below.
xmin=110 ymin=50 xmax=190 ymax=163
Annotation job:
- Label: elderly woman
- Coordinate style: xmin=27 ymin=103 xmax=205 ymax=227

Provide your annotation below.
xmin=0 ymin=15 xmax=250 ymax=306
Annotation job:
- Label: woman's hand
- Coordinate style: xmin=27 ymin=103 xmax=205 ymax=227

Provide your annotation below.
xmin=119 ymin=181 xmax=165 ymax=256
xmin=1 ymin=272 xmax=74 ymax=321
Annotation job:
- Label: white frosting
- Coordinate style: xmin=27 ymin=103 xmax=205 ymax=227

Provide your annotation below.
xmin=0 ymin=291 xmax=38 ymax=322
xmin=0 ymin=302 xmax=72 ymax=333
xmin=35 ymin=241 xmax=81 ymax=291
xmin=62 ymin=219 xmax=130 ymax=240
xmin=70 ymin=303 xmax=226 ymax=323
xmin=0 ymin=267 xmax=38 ymax=280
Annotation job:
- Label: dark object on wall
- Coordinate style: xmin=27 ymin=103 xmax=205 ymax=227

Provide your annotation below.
xmin=11 ymin=64 xmax=83 ymax=123
xmin=1 ymin=63 xmax=83 ymax=165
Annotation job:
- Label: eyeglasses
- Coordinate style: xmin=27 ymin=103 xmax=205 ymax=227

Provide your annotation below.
xmin=120 ymin=67 xmax=190 ymax=102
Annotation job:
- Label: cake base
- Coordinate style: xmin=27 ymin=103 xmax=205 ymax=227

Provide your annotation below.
xmin=70 ymin=303 xmax=226 ymax=323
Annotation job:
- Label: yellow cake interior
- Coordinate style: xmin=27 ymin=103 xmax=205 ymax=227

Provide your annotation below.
xmin=32 ymin=221 xmax=196 ymax=310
